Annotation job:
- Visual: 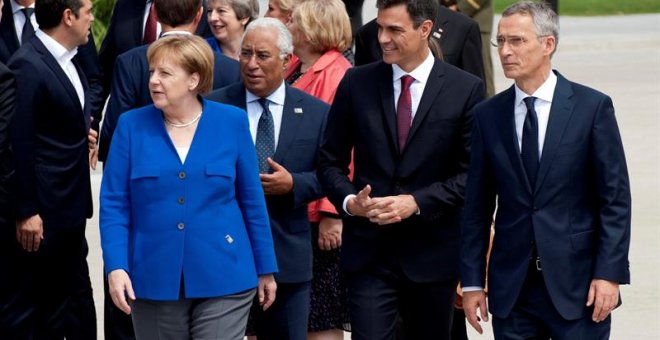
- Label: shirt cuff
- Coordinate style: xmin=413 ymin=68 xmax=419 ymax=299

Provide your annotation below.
xmin=461 ymin=286 xmax=484 ymax=293
xmin=342 ymin=194 xmax=356 ymax=216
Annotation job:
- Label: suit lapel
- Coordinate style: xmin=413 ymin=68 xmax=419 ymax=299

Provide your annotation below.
xmin=534 ymin=72 xmax=575 ymax=193
xmin=407 ymin=59 xmax=444 ymax=146
xmin=0 ymin=5 xmax=20 ymax=57
xmin=273 ymin=85 xmax=304 ymax=163
xmin=74 ymin=60 xmax=91 ymax=131
xmin=496 ymin=86 xmax=533 ymax=193
xmin=377 ymin=64 xmax=399 ymax=153
xmin=32 ymin=38 xmax=83 ymax=115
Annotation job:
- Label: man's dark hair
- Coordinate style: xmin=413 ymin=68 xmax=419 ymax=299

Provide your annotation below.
xmin=375 ymin=0 xmax=438 ymax=29
xmin=154 ymin=0 xmax=203 ymax=27
xmin=35 ymin=0 xmax=84 ymax=30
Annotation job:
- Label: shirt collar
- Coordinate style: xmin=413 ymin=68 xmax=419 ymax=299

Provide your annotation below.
xmin=11 ymin=0 xmax=34 ymax=15
xmin=391 ymin=49 xmax=435 ymax=84
xmin=514 ymin=70 xmax=557 ymax=106
xmin=160 ymin=31 xmax=192 ymax=38
xmin=35 ymin=29 xmax=78 ymax=63
xmin=246 ymin=81 xmax=286 ymax=106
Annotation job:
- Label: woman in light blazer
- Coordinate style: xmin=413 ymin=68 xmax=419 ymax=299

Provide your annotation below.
xmin=100 ymin=34 xmax=277 ymax=339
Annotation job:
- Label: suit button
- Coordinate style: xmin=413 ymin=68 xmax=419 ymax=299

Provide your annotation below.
xmin=178 ymin=171 xmax=186 ymax=179
xmin=533 ymin=206 xmax=539 ymax=212
xmin=177 ymin=197 xmax=185 ymax=204
xmin=177 ymin=222 xmax=185 ymax=230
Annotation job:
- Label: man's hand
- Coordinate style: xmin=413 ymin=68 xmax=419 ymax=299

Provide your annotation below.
xmin=88 ymin=128 xmax=98 ymax=170
xmin=258 ymin=274 xmax=277 ymax=311
xmin=16 ymin=214 xmax=44 ymax=252
xmin=108 ymin=269 xmax=136 ymax=315
xmin=260 ymin=158 xmax=293 ymax=195
xmin=463 ymin=290 xmax=489 ymax=334
xmin=586 ymin=279 xmax=619 ymax=322
xmin=318 ymin=217 xmax=342 ymax=251
xmin=346 ymin=185 xmax=372 ymax=217
xmin=365 ymin=194 xmax=418 ymax=225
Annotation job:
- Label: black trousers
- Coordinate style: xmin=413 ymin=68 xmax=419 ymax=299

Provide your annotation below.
xmin=251 ymin=280 xmax=311 ymax=340
xmin=346 ymin=259 xmax=458 ymax=340
xmin=0 ymin=224 xmax=96 ymax=339
xmin=492 ymin=263 xmax=610 ymax=340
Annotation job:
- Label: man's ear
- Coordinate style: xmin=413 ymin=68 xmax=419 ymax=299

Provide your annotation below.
xmin=419 ymin=19 xmax=434 ymax=40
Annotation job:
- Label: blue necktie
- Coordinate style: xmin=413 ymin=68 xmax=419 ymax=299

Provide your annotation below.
xmin=21 ymin=8 xmax=35 ymax=44
xmin=521 ymin=96 xmax=539 ymax=187
xmin=255 ymin=98 xmax=275 ymax=173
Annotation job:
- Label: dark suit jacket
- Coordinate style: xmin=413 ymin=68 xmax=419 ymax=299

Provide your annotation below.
xmin=98 ymin=43 xmax=240 ymax=162
xmin=354 ymin=6 xmax=484 ymax=81
xmin=98 ymin=0 xmax=213 ymax=96
xmin=0 ymin=5 xmax=104 ymax=131
xmin=318 ymin=60 xmax=484 ymax=282
xmin=8 ymin=35 xmax=93 ymax=228
xmin=0 ymin=62 xmax=15 ymax=226
xmin=460 ymin=71 xmax=631 ymax=320
xmin=207 ymin=83 xmax=329 ymax=283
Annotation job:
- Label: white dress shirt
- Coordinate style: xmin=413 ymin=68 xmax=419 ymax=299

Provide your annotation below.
xmin=35 ymin=30 xmax=85 ymax=109
xmin=514 ymin=71 xmax=558 ymax=157
xmin=11 ymin=0 xmax=37 ymax=45
xmin=342 ymin=51 xmax=435 ymax=215
xmin=245 ymin=81 xmax=286 ymax=149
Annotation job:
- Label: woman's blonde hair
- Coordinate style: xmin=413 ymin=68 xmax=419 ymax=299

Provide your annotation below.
xmin=147 ymin=35 xmax=215 ymax=94
xmin=292 ymin=0 xmax=352 ymax=53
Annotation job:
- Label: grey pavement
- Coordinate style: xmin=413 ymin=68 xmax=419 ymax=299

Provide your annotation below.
xmin=86 ymin=9 xmax=660 ymax=339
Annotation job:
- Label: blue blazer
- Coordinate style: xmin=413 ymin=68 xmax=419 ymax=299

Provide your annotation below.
xmin=101 ymin=99 xmax=278 ymax=300
xmin=207 ymin=83 xmax=329 ymax=283
xmin=99 ymin=43 xmax=240 ymax=162
xmin=461 ymin=71 xmax=631 ymax=320
xmin=8 ymin=35 xmax=93 ymax=228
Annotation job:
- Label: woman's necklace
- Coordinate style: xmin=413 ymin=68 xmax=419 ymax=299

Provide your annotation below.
xmin=164 ymin=111 xmax=202 ymax=128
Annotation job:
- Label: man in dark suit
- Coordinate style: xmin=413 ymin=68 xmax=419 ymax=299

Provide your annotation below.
xmin=354 ymin=3 xmax=484 ymax=82
xmin=98 ymin=0 xmax=213 ymax=96
xmin=2 ymin=0 xmax=97 ymax=337
xmin=461 ymin=2 xmax=631 ymax=339
xmin=317 ymin=0 xmax=484 ymax=337
xmin=98 ymin=0 xmax=239 ymax=164
xmin=0 ymin=0 xmax=104 ymax=132
xmin=208 ymin=18 xmax=328 ymax=340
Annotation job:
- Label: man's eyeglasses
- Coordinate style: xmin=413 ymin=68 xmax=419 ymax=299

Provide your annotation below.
xmin=491 ymin=35 xmax=549 ymax=48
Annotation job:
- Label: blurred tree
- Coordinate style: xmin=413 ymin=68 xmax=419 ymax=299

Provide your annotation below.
xmin=92 ymin=0 xmax=115 ymax=50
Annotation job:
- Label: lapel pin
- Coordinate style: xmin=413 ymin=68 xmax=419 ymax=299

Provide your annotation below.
xmin=294 ymin=108 xmax=303 ymax=114
xmin=433 ymin=28 xmax=443 ymax=40
xmin=225 ymin=235 xmax=234 ymax=244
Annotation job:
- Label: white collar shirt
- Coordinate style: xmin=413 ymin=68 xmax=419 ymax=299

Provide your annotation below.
xmin=11 ymin=0 xmax=37 ymax=45
xmin=246 ymin=81 xmax=286 ymax=149
xmin=514 ymin=71 xmax=557 ymax=158
xmin=391 ymin=50 xmax=435 ymax=120
xmin=35 ymin=29 xmax=85 ymax=109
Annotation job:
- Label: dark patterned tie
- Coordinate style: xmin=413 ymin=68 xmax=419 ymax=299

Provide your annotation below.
xmin=255 ymin=98 xmax=275 ymax=173
xmin=143 ymin=2 xmax=157 ymax=44
xmin=521 ymin=96 xmax=539 ymax=187
xmin=21 ymin=7 xmax=35 ymax=44
xmin=396 ymin=75 xmax=414 ymax=152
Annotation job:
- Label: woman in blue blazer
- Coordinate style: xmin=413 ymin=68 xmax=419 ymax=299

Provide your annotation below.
xmin=100 ymin=35 xmax=278 ymax=339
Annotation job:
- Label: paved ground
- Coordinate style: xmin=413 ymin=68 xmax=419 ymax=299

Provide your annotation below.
xmin=85 ymin=10 xmax=660 ymax=339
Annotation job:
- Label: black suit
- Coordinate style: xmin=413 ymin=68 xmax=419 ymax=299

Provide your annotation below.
xmin=208 ymin=83 xmax=329 ymax=340
xmin=0 ymin=62 xmax=14 ymax=228
xmin=0 ymin=4 xmax=104 ymax=131
xmin=2 ymin=34 xmax=96 ymax=339
xmin=99 ymin=0 xmax=213 ymax=96
xmin=354 ymin=6 xmax=484 ymax=81
xmin=318 ymin=59 xmax=484 ymax=339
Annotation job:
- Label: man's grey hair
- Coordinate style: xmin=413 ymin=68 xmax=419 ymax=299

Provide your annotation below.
xmin=503 ymin=1 xmax=559 ymax=51
xmin=242 ymin=17 xmax=293 ymax=59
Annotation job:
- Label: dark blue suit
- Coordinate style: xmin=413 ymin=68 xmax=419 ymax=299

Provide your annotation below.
xmin=3 ymin=34 xmax=96 ymax=339
xmin=99 ymin=43 xmax=240 ymax=162
xmin=98 ymin=0 xmax=213 ymax=95
xmin=0 ymin=4 xmax=104 ymax=131
xmin=207 ymin=83 xmax=329 ymax=340
xmin=461 ymin=71 xmax=631 ymax=336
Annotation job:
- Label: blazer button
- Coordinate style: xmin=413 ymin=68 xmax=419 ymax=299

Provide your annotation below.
xmin=177 ymin=222 xmax=185 ymax=230
xmin=178 ymin=171 xmax=186 ymax=179
xmin=177 ymin=197 xmax=185 ymax=204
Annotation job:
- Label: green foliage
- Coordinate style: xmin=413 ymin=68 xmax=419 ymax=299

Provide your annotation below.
xmin=92 ymin=0 xmax=115 ymax=50
xmin=494 ymin=0 xmax=660 ymax=16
